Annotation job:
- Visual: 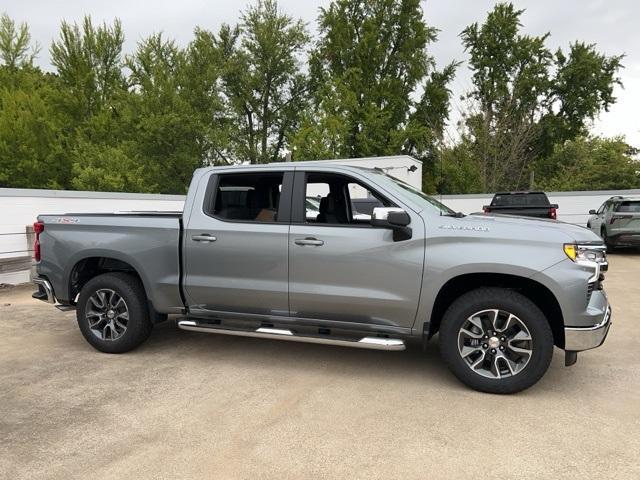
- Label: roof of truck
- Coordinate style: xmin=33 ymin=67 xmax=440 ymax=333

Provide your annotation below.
xmin=202 ymin=155 xmax=421 ymax=171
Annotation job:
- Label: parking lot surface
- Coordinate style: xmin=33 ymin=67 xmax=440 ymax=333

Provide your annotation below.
xmin=1 ymin=253 xmax=639 ymax=480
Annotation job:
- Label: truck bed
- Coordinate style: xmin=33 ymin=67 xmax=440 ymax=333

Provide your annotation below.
xmin=36 ymin=211 xmax=184 ymax=314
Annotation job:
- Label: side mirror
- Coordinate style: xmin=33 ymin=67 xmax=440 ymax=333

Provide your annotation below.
xmin=589 ymin=209 xmax=596 ymax=215
xmin=371 ymin=207 xmax=412 ymax=241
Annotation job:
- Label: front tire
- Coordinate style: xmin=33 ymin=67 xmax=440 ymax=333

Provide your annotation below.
xmin=439 ymin=287 xmax=553 ymax=394
xmin=76 ymin=272 xmax=153 ymax=353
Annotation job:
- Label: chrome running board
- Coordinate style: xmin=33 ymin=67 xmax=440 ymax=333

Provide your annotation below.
xmin=177 ymin=320 xmax=405 ymax=351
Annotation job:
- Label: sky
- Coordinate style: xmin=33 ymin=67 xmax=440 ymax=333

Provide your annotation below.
xmin=2 ymin=0 xmax=639 ymax=147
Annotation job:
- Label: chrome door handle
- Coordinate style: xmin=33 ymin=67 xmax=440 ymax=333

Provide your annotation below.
xmin=192 ymin=234 xmax=217 ymax=242
xmin=294 ymin=237 xmax=324 ymax=246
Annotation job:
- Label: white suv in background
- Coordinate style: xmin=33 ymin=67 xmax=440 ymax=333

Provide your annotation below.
xmin=588 ymin=196 xmax=640 ymax=249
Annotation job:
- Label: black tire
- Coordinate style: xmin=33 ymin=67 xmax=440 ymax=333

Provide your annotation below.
xmin=439 ymin=287 xmax=553 ymax=394
xmin=601 ymin=227 xmax=614 ymax=250
xmin=76 ymin=272 xmax=153 ymax=353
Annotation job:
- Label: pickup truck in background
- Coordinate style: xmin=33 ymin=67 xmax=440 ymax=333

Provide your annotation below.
xmin=483 ymin=191 xmax=558 ymax=219
xmin=32 ymin=163 xmax=611 ymax=394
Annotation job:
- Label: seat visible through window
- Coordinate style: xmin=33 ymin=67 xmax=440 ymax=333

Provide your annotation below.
xmin=304 ymin=172 xmax=392 ymax=225
xmin=211 ymin=172 xmax=283 ymax=222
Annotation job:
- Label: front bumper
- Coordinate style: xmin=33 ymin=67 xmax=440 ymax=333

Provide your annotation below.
xmin=32 ymin=276 xmax=56 ymax=304
xmin=564 ymin=305 xmax=612 ymax=351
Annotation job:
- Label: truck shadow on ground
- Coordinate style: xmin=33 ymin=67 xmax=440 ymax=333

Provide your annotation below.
xmin=133 ymin=318 xmax=570 ymax=395
xmin=143 ymin=319 xmax=463 ymax=389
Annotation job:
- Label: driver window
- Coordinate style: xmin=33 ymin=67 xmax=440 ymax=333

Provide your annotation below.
xmin=304 ymin=173 xmax=392 ymax=225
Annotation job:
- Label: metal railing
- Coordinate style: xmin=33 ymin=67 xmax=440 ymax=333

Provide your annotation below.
xmin=0 ymin=226 xmax=34 ymax=276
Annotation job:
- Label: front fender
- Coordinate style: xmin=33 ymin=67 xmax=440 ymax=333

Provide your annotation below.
xmin=411 ymin=232 xmax=568 ymax=334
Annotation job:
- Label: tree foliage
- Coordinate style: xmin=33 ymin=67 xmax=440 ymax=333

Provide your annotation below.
xmin=456 ymin=2 xmax=624 ymax=192
xmin=536 ymin=137 xmax=640 ymax=191
xmin=0 ymin=2 xmax=635 ymax=194
xmin=293 ymin=0 xmax=456 ymax=165
xmin=216 ymin=0 xmax=309 ymax=164
xmin=0 ymin=13 xmax=39 ymax=68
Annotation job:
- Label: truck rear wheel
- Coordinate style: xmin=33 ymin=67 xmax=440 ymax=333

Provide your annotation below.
xmin=76 ymin=272 xmax=153 ymax=353
xmin=439 ymin=287 xmax=553 ymax=394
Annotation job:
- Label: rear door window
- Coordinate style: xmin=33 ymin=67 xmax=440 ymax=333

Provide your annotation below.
xmin=206 ymin=172 xmax=285 ymax=223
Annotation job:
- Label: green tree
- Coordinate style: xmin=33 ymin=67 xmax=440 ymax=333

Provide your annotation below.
xmin=536 ymin=137 xmax=640 ymax=191
xmin=0 ymin=14 xmax=66 ymax=188
xmin=0 ymin=13 xmax=39 ymax=68
xmin=181 ymin=28 xmax=229 ymax=165
xmin=49 ymin=16 xmax=135 ymax=192
xmin=460 ymin=2 xmax=624 ymax=192
xmin=50 ymin=17 xmax=126 ymax=121
xmin=123 ymin=34 xmax=206 ymax=193
xmin=0 ymin=70 xmax=68 ymax=188
xmin=215 ymin=0 xmax=309 ymax=164
xmin=294 ymin=0 xmax=455 ymax=165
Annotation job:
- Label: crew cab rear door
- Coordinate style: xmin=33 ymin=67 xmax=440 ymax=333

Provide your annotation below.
xmin=183 ymin=169 xmax=293 ymax=317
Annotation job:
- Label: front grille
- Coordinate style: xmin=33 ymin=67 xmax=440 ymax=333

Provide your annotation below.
xmin=587 ymin=282 xmax=595 ymax=302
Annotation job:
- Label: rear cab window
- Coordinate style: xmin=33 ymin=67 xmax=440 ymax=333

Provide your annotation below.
xmin=491 ymin=193 xmax=550 ymax=206
xmin=615 ymin=201 xmax=640 ymax=213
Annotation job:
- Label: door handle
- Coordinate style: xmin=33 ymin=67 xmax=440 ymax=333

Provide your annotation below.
xmin=192 ymin=234 xmax=217 ymax=242
xmin=294 ymin=237 xmax=324 ymax=246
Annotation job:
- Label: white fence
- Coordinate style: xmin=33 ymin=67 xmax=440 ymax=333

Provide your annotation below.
xmin=0 ymin=188 xmax=184 ymax=284
xmin=2 ymin=186 xmax=639 ymax=285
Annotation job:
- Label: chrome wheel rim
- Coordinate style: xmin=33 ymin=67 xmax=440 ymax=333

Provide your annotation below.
xmin=85 ymin=289 xmax=129 ymax=341
xmin=457 ymin=309 xmax=533 ymax=379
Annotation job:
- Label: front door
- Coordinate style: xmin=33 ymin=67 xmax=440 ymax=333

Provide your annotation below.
xmin=184 ymin=170 xmax=292 ymax=317
xmin=590 ymin=202 xmax=608 ymax=235
xmin=288 ymin=170 xmax=424 ymax=329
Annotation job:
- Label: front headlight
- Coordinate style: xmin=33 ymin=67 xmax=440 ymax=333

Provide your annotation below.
xmin=563 ymin=243 xmax=608 ymax=282
xmin=563 ymin=244 xmax=607 ymax=263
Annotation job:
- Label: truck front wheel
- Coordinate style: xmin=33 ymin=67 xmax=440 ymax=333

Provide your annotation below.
xmin=439 ymin=287 xmax=553 ymax=394
xmin=76 ymin=272 xmax=153 ymax=353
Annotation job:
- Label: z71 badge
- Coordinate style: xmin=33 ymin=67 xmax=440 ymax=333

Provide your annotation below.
xmin=55 ymin=217 xmax=80 ymax=224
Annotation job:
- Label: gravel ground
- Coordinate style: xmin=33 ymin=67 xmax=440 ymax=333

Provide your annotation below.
xmin=1 ymin=252 xmax=639 ymax=479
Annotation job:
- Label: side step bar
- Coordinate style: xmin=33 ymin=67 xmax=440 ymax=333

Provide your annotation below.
xmin=177 ymin=320 xmax=405 ymax=351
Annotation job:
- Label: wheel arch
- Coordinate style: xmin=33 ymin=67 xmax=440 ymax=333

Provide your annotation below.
xmin=68 ymin=256 xmax=141 ymax=302
xmin=427 ymin=272 xmax=565 ymax=348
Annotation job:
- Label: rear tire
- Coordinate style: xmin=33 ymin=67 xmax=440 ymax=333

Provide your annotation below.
xmin=439 ymin=287 xmax=554 ymax=394
xmin=601 ymin=227 xmax=614 ymax=250
xmin=76 ymin=272 xmax=153 ymax=353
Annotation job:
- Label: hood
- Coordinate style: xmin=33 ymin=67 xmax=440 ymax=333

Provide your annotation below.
xmin=463 ymin=213 xmax=602 ymax=243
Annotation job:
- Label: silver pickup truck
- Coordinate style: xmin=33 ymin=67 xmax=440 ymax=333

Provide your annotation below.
xmin=32 ymin=163 xmax=611 ymax=393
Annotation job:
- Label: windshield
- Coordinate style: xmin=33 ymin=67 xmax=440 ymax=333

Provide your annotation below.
xmin=373 ymin=170 xmax=456 ymax=215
